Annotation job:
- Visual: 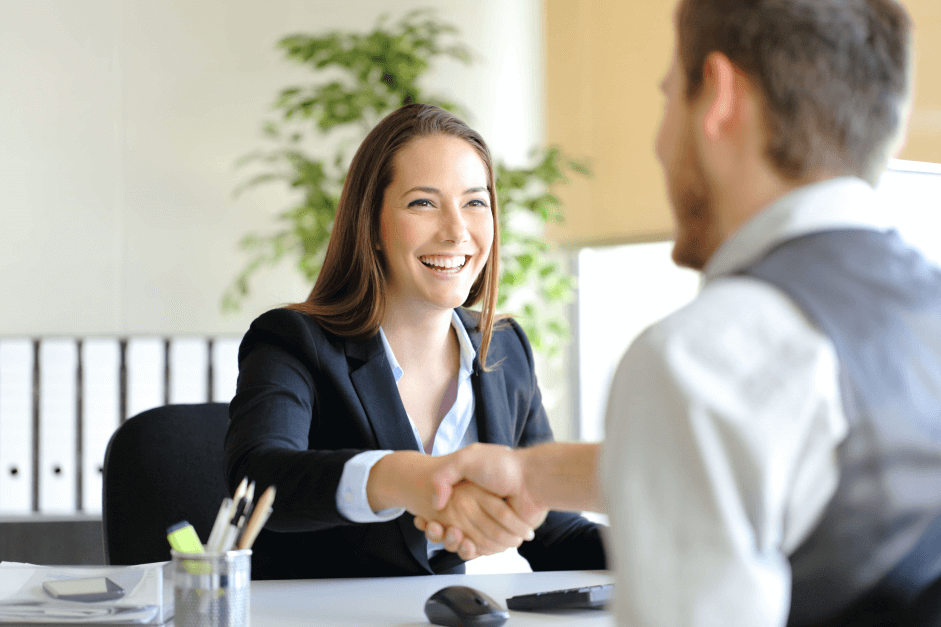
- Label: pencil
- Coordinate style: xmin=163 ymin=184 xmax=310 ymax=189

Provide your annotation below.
xmin=237 ymin=485 xmax=276 ymax=550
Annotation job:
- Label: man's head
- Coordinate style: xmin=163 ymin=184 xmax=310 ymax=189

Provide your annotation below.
xmin=658 ymin=0 xmax=913 ymax=269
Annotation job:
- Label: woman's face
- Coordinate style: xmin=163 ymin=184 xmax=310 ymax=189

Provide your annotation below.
xmin=379 ymin=134 xmax=494 ymax=317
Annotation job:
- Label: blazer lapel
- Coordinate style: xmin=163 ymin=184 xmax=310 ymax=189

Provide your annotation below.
xmin=455 ymin=309 xmax=515 ymax=448
xmin=345 ymin=334 xmax=432 ymax=573
xmin=345 ymin=336 xmax=419 ymax=453
xmin=473 ymin=361 xmax=514 ymax=447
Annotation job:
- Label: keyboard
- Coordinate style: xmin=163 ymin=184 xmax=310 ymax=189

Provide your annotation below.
xmin=505 ymin=584 xmax=614 ymax=611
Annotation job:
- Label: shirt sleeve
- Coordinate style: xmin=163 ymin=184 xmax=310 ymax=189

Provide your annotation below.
xmin=335 ymin=450 xmax=406 ymax=523
xmin=601 ymin=277 xmax=846 ymax=627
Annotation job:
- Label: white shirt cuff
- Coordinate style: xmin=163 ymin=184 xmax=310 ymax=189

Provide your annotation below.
xmin=336 ymin=450 xmax=406 ymax=523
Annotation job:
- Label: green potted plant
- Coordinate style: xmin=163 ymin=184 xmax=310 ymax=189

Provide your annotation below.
xmin=223 ymin=9 xmax=588 ymax=358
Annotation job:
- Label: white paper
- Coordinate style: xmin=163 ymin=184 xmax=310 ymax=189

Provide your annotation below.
xmin=0 ymin=562 xmax=171 ymax=624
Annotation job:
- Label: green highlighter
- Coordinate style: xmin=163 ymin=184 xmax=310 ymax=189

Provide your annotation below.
xmin=167 ymin=521 xmax=205 ymax=554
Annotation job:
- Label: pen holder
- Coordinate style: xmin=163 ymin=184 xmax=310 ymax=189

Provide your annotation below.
xmin=171 ymin=549 xmax=251 ymax=627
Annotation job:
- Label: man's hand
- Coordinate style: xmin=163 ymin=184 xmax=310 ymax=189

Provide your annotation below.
xmin=415 ymin=442 xmax=605 ymax=557
xmin=430 ymin=444 xmax=546 ymax=521
xmin=412 ymin=444 xmax=549 ymax=558
xmin=366 ymin=450 xmax=537 ymax=559
xmin=414 ymin=480 xmax=534 ymax=559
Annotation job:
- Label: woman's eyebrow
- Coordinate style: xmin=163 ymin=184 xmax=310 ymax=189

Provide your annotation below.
xmin=403 ymin=185 xmax=440 ymax=196
xmin=402 ymin=185 xmax=488 ymax=196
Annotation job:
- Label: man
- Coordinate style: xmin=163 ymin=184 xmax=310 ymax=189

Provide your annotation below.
xmin=420 ymin=0 xmax=941 ymax=625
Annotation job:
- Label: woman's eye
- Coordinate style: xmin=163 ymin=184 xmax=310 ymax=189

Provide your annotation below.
xmin=408 ymin=199 xmax=434 ymax=208
xmin=467 ymin=199 xmax=489 ymax=208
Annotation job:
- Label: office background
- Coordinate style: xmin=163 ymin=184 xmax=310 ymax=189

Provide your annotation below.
xmin=1 ymin=0 xmax=939 ymax=568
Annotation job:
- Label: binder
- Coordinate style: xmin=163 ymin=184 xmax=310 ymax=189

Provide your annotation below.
xmin=211 ymin=338 xmax=240 ymax=403
xmin=81 ymin=338 xmax=120 ymax=513
xmin=126 ymin=338 xmax=165 ymax=420
xmin=168 ymin=338 xmax=208 ymax=404
xmin=0 ymin=340 xmax=35 ymax=514
xmin=38 ymin=339 xmax=78 ymax=514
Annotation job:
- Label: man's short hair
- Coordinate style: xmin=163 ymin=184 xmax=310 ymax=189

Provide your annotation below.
xmin=677 ymin=0 xmax=912 ymax=184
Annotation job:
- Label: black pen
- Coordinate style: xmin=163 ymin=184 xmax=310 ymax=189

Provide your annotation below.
xmin=220 ymin=481 xmax=254 ymax=552
xmin=208 ymin=478 xmax=248 ymax=553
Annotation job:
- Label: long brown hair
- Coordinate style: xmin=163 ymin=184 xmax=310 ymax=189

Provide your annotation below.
xmin=287 ymin=103 xmax=502 ymax=369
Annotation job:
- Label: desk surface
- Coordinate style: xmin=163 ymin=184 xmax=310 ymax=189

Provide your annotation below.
xmin=250 ymin=570 xmax=616 ymax=626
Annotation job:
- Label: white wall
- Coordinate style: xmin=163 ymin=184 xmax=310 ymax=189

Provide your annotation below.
xmin=0 ymin=0 xmax=545 ymax=337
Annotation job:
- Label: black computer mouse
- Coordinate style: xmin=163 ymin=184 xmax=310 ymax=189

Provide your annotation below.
xmin=424 ymin=585 xmax=510 ymax=627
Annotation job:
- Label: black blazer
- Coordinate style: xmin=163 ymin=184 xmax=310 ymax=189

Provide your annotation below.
xmin=225 ymin=307 xmax=606 ymax=580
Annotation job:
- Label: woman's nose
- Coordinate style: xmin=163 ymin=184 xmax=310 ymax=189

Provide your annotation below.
xmin=440 ymin=206 xmax=470 ymax=244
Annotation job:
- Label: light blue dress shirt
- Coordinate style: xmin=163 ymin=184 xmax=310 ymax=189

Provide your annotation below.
xmin=335 ymin=310 xmax=478 ymax=557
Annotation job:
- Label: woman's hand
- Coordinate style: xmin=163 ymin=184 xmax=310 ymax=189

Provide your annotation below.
xmin=366 ymin=451 xmax=536 ymax=560
xmin=414 ymin=513 xmax=478 ymax=560
xmin=414 ymin=481 xmax=535 ymax=559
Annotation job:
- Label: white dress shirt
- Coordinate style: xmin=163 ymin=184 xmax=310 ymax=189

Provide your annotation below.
xmin=335 ymin=310 xmax=478 ymax=556
xmin=601 ymin=177 xmax=892 ymax=627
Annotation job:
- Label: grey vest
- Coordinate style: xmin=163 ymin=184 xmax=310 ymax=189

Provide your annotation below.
xmin=739 ymin=228 xmax=941 ymax=626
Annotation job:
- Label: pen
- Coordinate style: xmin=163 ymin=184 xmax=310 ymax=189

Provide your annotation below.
xmin=206 ymin=497 xmax=233 ymax=552
xmin=237 ymin=485 xmax=276 ymax=550
xmin=241 ymin=481 xmax=256 ymax=523
xmin=209 ymin=477 xmax=248 ymax=553
xmin=220 ymin=481 xmax=254 ymax=552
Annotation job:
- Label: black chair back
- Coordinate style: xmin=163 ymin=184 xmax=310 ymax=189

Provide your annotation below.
xmin=910 ymin=575 xmax=941 ymax=627
xmin=102 ymin=403 xmax=231 ymax=565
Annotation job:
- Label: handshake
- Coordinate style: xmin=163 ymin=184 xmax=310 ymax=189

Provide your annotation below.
xmin=368 ymin=442 xmax=602 ymax=561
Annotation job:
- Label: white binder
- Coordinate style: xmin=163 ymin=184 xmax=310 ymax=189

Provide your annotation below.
xmin=38 ymin=339 xmax=78 ymax=514
xmin=81 ymin=338 xmax=120 ymax=513
xmin=0 ymin=340 xmax=35 ymax=514
xmin=168 ymin=338 xmax=208 ymax=404
xmin=211 ymin=338 xmax=240 ymax=403
xmin=126 ymin=338 xmax=165 ymax=420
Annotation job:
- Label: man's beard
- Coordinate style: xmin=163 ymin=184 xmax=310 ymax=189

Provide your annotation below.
xmin=669 ymin=134 xmax=716 ymax=271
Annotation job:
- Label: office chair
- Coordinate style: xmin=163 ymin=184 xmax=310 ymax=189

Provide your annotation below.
xmin=910 ymin=574 xmax=941 ymax=627
xmin=102 ymin=403 xmax=231 ymax=565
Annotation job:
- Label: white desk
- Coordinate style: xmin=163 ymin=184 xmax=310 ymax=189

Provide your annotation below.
xmin=250 ymin=570 xmax=615 ymax=626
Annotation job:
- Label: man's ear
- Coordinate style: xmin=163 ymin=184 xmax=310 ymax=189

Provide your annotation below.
xmin=700 ymin=52 xmax=739 ymax=140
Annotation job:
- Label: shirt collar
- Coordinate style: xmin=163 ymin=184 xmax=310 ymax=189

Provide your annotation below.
xmin=703 ymin=176 xmax=891 ymax=282
xmin=378 ymin=310 xmax=477 ymax=383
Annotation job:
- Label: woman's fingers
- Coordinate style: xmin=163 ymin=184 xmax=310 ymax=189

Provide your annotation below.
xmin=426 ymin=520 xmax=446 ymax=544
xmin=458 ymin=538 xmax=479 ymax=561
xmin=442 ymin=483 xmax=531 ymax=555
xmin=443 ymin=526 xmax=465 ymax=552
xmin=478 ymin=492 xmax=537 ymax=542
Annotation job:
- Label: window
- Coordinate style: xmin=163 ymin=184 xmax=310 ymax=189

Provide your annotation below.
xmin=575 ymin=160 xmax=941 ymax=440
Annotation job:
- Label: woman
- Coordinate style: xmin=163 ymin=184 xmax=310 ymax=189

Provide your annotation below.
xmin=225 ymin=103 xmax=606 ymax=579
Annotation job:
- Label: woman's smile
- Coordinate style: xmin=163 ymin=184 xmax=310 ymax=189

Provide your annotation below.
xmin=419 ymin=254 xmax=469 ymax=274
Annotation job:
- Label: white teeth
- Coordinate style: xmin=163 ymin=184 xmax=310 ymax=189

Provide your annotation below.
xmin=420 ymin=255 xmax=467 ymax=270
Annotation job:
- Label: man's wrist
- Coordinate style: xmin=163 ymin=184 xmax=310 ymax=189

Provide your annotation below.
xmin=517 ymin=442 xmax=604 ymax=513
xmin=516 ymin=446 xmax=542 ymax=509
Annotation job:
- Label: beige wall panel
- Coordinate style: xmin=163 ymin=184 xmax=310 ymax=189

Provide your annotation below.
xmin=545 ymin=0 xmax=675 ymax=247
xmin=546 ymin=0 xmax=941 ymax=247
xmin=899 ymin=0 xmax=941 ymax=164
